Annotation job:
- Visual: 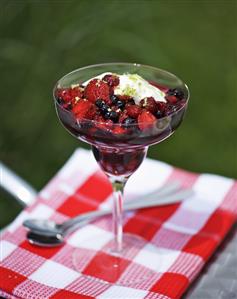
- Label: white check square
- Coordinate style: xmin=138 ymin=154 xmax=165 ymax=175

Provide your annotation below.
xmin=0 ymin=240 xmax=17 ymax=261
xmin=67 ymin=224 xmax=113 ymax=250
xmin=97 ymin=285 xmax=148 ymax=299
xmin=193 ymin=174 xmax=233 ymax=206
xmin=29 ymin=260 xmax=80 ymax=288
xmin=30 ymin=204 xmax=54 ymax=219
xmin=127 ymin=158 xmax=172 ymax=195
xmin=134 ymin=243 xmax=180 ymax=273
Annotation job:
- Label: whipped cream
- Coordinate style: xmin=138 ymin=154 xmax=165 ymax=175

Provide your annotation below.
xmin=83 ymin=72 xmax=166 ymax=104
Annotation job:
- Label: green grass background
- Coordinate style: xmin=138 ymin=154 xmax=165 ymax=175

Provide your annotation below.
xmin=0 ymin=0 xmax=237 ymax=227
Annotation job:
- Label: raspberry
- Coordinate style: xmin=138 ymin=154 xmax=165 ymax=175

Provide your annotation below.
xmin=140 ymin=97 xmax=157 ymax=114
xmin=72 ymin=99 xmax=96 ymax=120
xmin=126 ymin=105 xmax=142 ymax=118
xmin=138 ymin=110 xmax=156 ymax=130
xmin=84 ymin=79 xmax=110 ymax=103
xmin=57 ymin=88 xmax=71 ymax=103
xmin=103 ymin=74 xmax=120 ymax=87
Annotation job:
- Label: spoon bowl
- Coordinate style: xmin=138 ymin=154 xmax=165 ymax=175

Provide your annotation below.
xmin=27 ymin=231 xmax=64 ymax=247
xmin=24 ymin=219 xmax=62 ymax=236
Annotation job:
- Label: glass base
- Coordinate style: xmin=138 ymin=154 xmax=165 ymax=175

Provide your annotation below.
xmin=72 ymin=233 xmax=156 ymax=286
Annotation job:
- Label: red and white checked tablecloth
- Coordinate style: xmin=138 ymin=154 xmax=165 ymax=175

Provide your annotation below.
xmin=0 ymin=149 xmax=237 ymax=299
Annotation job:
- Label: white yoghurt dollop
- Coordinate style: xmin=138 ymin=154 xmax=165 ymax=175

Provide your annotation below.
xmin=83 ymin=72 xmax=166 ymax=104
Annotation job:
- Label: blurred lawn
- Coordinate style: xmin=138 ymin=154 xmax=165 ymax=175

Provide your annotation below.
xmin=0 ymin=0 xmax=237 ymax=227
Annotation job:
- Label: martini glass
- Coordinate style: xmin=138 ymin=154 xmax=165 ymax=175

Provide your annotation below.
xmin=53 ymin=63 xmax=189 ymax=285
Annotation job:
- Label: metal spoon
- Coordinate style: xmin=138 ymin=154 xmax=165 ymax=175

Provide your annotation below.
xmin=25 ymin=188 xmax=194 ymax=247
xmin=23 ymin=181 xmax=181 ymax=237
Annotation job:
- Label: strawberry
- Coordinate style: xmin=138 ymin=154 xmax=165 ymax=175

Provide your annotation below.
xmin=165 ymin=95 xmax=178 ymax=104
xmin=140 ymin=97 xmax=157 ymax=114
xmin=84 ymin=79 xmax=110 ymax=103
xmin=113 ymin=126 xmax=126 ymax=135
xmin=138 ymin=110 xmax=156 ymax=130
xmin=70 ymin=86 xmax=84 ymax=99
xmin=72 ymin=99 xmax=96 ymax=120
xmin=126 ymin=104 xmax=142 ymax=118
xmin=95 ymin=117 xmax=113 ymax=132
xmin=119 ymin=110 xmax=129 ymax=123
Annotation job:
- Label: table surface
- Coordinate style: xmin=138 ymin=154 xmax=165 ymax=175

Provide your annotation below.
xmin=184 ymin=223 xmax=237 ymax=298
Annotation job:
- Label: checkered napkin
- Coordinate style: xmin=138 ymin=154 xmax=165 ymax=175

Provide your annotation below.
xmin=1 ymin=149 xmax=237 ymax=299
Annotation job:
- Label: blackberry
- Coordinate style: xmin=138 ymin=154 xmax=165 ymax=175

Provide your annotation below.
xmin=156 ymin=110 xmax=163 ymax=118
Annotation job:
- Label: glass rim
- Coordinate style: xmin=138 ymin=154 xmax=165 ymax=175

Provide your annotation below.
xmin=53 ymin=62 xmax=190 ymax=125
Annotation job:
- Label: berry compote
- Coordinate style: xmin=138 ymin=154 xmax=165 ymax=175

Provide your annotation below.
xmin=55 ymin=68 xmax=188 ymax=177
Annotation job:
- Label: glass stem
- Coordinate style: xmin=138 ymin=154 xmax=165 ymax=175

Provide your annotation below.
xmin=109 ymin=177 xmax=128 ymax=253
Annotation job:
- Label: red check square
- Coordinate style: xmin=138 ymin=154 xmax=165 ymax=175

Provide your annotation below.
xmin=20 ymin=240 xmax=61 ymax=259
xmin=57 ymin=195 xmax=96 ymax=217
xmin=0 ymin=267 xmax=26 ymax=294
xmin=150 ymin=273 xmax=189 ymax=298
xmin=75 ymin=171 xmax=112 ymax=203
xmin=82 ymin=252 xmax=130 ymax=283
xmin=51 ymin=290 xmax=93 ymax=299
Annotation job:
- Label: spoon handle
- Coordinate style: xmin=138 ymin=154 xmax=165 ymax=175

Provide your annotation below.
xmin=62 ymin=188 xmax=194 ymax=232
xmin=62 ymin=181 xmax=180 ymax=230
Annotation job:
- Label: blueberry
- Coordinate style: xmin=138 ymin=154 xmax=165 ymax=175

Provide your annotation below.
xmin=95 ymin=99 xmax=105 ymax=108
xmin=100 ymin=104 xmax=110 ymax=114
xmin=110 ymin=111 xmax=119 ymax=122
xmin=123 ymin=117 xmax=136 ymax=127
xmin=167 ymin=88 xmax=184 ymax=100
xmin=111 ymin=95 xmax=119 ymax=104
xmin=104 ymin=111 xmax=111 ymax=119
xmin=116 ymin=100 xmax=125 ymax=109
